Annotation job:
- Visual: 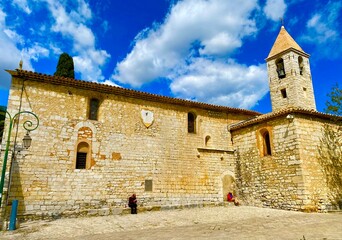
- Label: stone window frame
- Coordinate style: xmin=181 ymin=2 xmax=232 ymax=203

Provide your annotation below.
xmin=256 ymin=127 xmax=273 ymax=157
xmin=74 ymin=140 xmax=92 ymax=170
xmin=187 ymin=112 xmax=197 ymax=133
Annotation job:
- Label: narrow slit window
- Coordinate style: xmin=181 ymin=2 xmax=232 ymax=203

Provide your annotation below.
xmin=263 ymin=132 xmax=272 ymax=156
xmin=188 ymin=112 xmax=196 ymax=133
xmin=258 ymin=128 xmax=273 ymax=157
xmin=89 ymin=98 xmax=99 ymax=120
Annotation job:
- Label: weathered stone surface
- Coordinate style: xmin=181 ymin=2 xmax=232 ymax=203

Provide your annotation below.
xmin=0 ymin=77 xmax=250 ymax=220
xmin=231 ymin=115 xmax=338 ymax=212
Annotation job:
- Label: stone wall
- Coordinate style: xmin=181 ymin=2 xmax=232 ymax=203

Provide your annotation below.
xmin=267 ymin=51 xmax=316 ymax=111
xmin=231 ymin=114 xmax=333 ymax=212
xmin=295 ymin=116 xmax=340 ymax=211
xmin=1 ymin=77 xmax=252 ymax=219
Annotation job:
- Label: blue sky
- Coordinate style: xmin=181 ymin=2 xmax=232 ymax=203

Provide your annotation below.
xmin=0 ymin=0 xmax=341 ymax=113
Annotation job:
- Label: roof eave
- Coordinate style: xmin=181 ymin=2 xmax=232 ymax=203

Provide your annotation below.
xmin=7 ymin=69 xmax=261 ymax=116
xmin=230 ymin=108 xmax=341 ymax=131
xmin=265 ymin=48 xmax=310 ymax=61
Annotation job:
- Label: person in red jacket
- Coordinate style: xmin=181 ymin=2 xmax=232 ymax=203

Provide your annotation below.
xmin=227 ymin=192 xmax=239 ymax=206
xmin=128 ymin=193 xmax=137 ymax=214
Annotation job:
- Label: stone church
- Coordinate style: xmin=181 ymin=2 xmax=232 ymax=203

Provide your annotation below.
xmin=1 ymin=26 xmax=341 ymax=220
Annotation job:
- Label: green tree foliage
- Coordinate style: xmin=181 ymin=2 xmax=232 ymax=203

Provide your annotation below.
xmin=318 ymin=84 xmax=342 ymax=210
xmin=54 ymin=53 xmax=75 ymax=78
xmin=325 ymin=83 xmax=342 ymax=116
xmin=0 ymin=106 xmax=6 ymax=141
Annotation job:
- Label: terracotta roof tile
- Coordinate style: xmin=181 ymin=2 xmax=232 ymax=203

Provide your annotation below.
xmin=7 ymin=69 xmax=261 ymax=116
xmin=267 ymin=26 xmax=307 ymax=59
xmin=229 ymin=107 xmax=342 ymax=131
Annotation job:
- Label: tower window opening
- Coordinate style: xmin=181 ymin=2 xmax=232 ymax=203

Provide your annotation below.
xmin=303 ymin=87 xmax=307 ymax=98
xmin=298 ymin=56 xmax=304 ymax=75
xmin=276 ymin=58 xmax=286 ymax=79
xmin=281 ymin=89 xmax=287 ymax=98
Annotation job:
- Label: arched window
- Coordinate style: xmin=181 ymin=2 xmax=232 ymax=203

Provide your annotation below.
xmin=276 ymin=58 xmax=286 ymax=78
xmin=298 ymin=56 xmax=304 ymax=75
xmin=188 ymin=112 xmax=196 ymax=133
xmin=258 ymin=128 xmax=272 ymax=157
xmin=262 ymin=131 xmax=272 ymax=156
xmin=76 ymin=142 xmax=90 ymax=169
xmin=89 ymin=98 xmax=99 ymax=120
xmin=205 ymin=135 xmax=211 ymax=146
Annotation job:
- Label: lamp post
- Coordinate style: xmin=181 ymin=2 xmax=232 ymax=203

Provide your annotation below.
xmin=0 ymin=110 xmax=39 ymax=208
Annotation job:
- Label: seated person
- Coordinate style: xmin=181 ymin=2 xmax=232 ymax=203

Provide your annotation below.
xmin=128 ymin=193 xmax=137 ymax=214
xmin=227 ymin=192 xmax=239 ymax=206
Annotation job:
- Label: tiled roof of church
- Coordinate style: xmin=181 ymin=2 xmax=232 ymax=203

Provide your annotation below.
xmin=267 ymin=26 xmax=308 ymax=60
xmin=229 ymin=108 xmax=342 ymax=131
xmin=8 ymin=69 xmax=261 ymax=116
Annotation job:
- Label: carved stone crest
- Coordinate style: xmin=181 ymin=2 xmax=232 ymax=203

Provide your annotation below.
xmin=141 ymin=109 xmax=154 ymax=128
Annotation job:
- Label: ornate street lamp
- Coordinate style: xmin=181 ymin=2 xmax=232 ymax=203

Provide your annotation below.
xmin=0 ymin=111 xmax=39 ymax=207
xmin=22 ymin=131 xmax=32 ymax=149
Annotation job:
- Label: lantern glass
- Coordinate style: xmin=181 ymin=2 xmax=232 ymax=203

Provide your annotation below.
xmin=22 ymin=132 xmax=32 ymax=149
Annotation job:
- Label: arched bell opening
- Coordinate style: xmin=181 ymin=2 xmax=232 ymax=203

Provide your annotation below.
xmin=276 ymin=58 xmax=286 ymax=79
xmin=298 ymin=56 xmax=304 ymax=75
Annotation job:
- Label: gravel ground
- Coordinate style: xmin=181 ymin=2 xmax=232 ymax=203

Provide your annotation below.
xmin=1 ymin=206 xmax=341 ymax=240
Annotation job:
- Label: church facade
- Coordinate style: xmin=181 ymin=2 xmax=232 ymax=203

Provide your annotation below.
xmin=1 ymin=26 xmax=341 ymax=220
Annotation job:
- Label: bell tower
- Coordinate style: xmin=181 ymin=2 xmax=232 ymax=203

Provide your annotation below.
xmin=266 ymin=26 xmax=316 ymax=112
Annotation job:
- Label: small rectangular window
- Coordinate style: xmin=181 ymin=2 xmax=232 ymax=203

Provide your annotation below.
xmin=76 ymin=152 xmax=87 ymax=169
xmin=281 ymin=89 xmax=287 ymax=98
xmin=145 ymin=180 xmax=153 ymax=192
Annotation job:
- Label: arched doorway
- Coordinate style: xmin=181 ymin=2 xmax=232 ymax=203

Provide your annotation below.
xmin=222 ymin=174 xmax=235 ymax=201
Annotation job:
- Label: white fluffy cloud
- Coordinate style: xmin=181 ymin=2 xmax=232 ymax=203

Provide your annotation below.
xmin=263 ymin=0 xmax=287 ymax=21
xmin=301 ymin=1 xmax=342 ymax=59
xmin=0 ymin=8 xmax=6 ymax=26
xmin=171 ymin=59 xmax=268 ymax=109
xmin=114 ymin=0 xmax=258 ymax=86
xmin=113 ymin=0 xmax=268 ymax=109
xmin=45 ymin=0 xmax=110 ymax=81
xmin=1 ymin=0 xmax=109 ymax=91
xmin=12 ymin=0 xmax=31 ymax=14
xmin=22 ymin=44 xmax=50 ymax=62
xmin=0 ymin=8 xmax=33 ymax=90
